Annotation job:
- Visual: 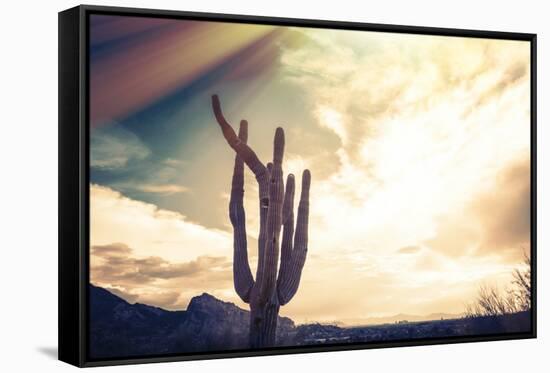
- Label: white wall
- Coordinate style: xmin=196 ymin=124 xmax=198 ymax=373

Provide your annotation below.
xmin=0 ymin=0 xmax=546 ymax=371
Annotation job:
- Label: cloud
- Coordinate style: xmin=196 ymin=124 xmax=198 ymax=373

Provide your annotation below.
xmin=398 ymin=245 xmax=421 ymax=254
xmin=92 ymin=243 xmax=230 ymax=283
xmin=280 ymin=249 xmax=513 ymax=323
xmin=90 ymin=123 xmax=151 ymax=169
xmin=272 ymin=28 xmax=531 ymax=320
xmin=101 ymin=286 xmax=183 ymax=309
xmin=278 ymin=29 xmax=530 ymax=260
xmin=413 ymin=249 xmax=450 ymax=272
xmin=90 ymin=184 xmax=240 ymax=310
xmin=91 ymin=242 xmax=232 ymax=309
xmin=464 ymin=61 xmax=528 ymax=117
xmin=472 ymin=158 xmax=531 ymax=260
xmin=91 ymin=184 xmax=232 ymax=263
xmin=424 ymin=157 xmax=530 ymax=263
xmin=280 ymin=30 xmax=530 ymax=164
xmin=163 ymin=158 xmax=187 ymax=167
xmin=90 ymin=242 xmax=132 ymax=257
xmin=134 ymin=184 xmax=190 ymax=195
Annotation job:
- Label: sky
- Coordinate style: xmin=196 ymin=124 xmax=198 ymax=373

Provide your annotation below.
xmin=89 ymin=14 xmax=531 ymax=324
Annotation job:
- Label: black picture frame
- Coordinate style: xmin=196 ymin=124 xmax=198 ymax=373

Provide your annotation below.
xmin=59 ymin=4 xmax=537 ymax=368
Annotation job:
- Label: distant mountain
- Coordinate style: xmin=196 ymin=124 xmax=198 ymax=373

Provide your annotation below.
xmin=89 ymin=285 xmax=294 ymax=359
xmin=89 ymin=285 xmax=530 ymax=359
xmin=338 ymin=312 xmax=462 ymax=327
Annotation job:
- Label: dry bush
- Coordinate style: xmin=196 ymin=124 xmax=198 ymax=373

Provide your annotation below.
xmin=465 ymin=252 xmax=531 ymax=318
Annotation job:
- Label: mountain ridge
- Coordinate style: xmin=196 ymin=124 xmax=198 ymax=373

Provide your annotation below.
xmin=337 ymin=312 xmax=462 ymax=327
xmin=89 ymin=284 xmax=294 ymax=358
xmin=95 ymin=284 xmax=460 ymax=327
xmin=89 ymin=284 xmax=530 ymax=359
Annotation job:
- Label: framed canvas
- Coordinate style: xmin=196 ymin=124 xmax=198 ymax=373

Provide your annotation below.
xmin=58 ymin=4 xmax=537 ymax=367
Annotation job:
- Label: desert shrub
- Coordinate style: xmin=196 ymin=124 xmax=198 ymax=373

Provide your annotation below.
xmin=465 ymin=252 xmax=531 ymax=318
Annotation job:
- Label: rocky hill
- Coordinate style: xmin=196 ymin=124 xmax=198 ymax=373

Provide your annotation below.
xmin=89 ymin=285 xmax=294 ymax=358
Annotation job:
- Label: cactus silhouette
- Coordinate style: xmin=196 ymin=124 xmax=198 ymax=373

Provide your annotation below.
xmin=212 ymin=94 xmax=311 ymax=348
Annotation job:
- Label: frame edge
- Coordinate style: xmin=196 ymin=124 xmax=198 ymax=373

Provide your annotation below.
xmin=58 ymin=5 xmax=85 ymax=368
xmin=61 ymin=4 xmax=537 ymax=367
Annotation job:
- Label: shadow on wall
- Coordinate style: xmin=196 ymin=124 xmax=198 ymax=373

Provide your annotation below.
xmin=36 ymin=346 xmax=58 ymax=360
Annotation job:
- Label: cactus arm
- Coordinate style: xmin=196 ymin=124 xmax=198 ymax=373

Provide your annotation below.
xmin=229 ymin=120 xmax=255 ymax=303
xmin=258 ymin=128 xmax=285 ymax=303
xmin=276 ymin=174 xmax=295 ymax=293
xmin=212 ymin=95 xmax=267 ymax=179
xmin=277 ymin=169 xmax=311 ymax=305
xmin=212 ymin=94 xmax=271 ymax=285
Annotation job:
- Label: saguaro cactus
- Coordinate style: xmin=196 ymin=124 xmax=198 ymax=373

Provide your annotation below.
xmin=212 ymin=95 xmax=311 ymax=349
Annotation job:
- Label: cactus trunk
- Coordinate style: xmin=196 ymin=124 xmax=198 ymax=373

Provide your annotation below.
xmin=249 ymin=291 xmax=280 ymax=348
xmin=212 ymin=95 xmax=311 ymax=349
